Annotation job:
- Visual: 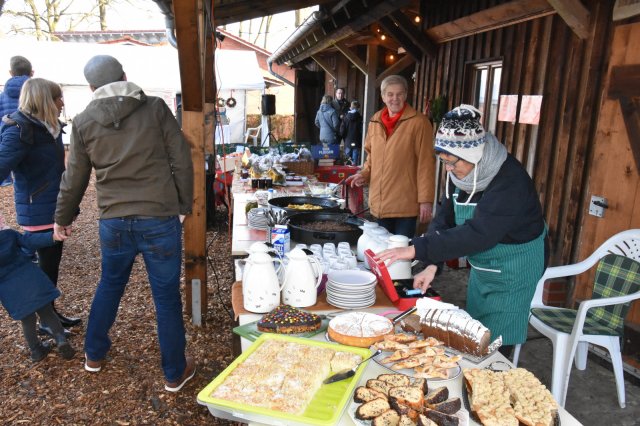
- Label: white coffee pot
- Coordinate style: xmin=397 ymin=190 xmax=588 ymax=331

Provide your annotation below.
xmin=282 ymin=248 xmax=323 ymax=307
xmin=242 ymin=251 xmax=286 ymax=313
xmin=385 ymin=234 xmax=412 ymax=280
xmin=245 ymin=241 xmax=283 ymax=277
xmin=357 ymin=221 xmax=379 ymax=262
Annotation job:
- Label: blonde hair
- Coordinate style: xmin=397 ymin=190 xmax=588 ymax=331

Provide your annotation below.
xmin=18 ymin=78 xmax=62 ymax=129
xmin=321 ymin=95 xmax=333 ymax=105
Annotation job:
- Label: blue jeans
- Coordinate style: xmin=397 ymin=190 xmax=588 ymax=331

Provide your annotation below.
xmin=377 ymin=217 xmax=417 ymax=239
xmin=346 ymin=145 xmax=360 ymax=165
xmin=85 ymin=216 xmax=186 ymax=382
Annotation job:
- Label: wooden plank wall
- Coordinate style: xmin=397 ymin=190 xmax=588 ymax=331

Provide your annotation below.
xmin=416 ymin=0 xmax=613 ymax=267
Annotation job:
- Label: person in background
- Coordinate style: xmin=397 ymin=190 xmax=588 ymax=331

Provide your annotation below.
xmin=331 ymin=87 xmax=349 ymax=122
xmin=0 ymin=78 xmax=82 ymax=336
xmin=340 ymin=100 xmax=363 ymax=165
xmin=54 ymin=55 xmax=195 ymax=393
xmin=375 ymin=104 xmax=548 ymax=358
xmin=346 ymin=75 xmax=435 ymax=238
xmin=0 ymin=56 xmax=33 ymax=187
xmin=314 ymin=95 xmax=340 ymax=145
xmin=0 ymin=212 xmax=75 ymax=363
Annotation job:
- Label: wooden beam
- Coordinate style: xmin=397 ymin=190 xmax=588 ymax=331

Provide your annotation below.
xmin=379 ymin=16 xmax=422 ymax=62
xmin=389 ymin=10 xmax=437 ymax=57
xmin=175 ymin=1 xmax=207 ymax=319
xmin=174 ymin=1 xmax=202 ymax=112
xmin=376 ymin=55 xmax=415 ymax=86
xmin=310 ymin=54 xmax=337 ymax=82
xmin=362 ymin=43 xmax=378 ymax=164
xmin=425 ymin=0 xmax=555 ymax=43
xmin=619 ymin=96 xmax=640 ymax=173
xmin=547 ymin=0 xmax=591 ymax=40
xmin=213 ymin=0 xmax=335 ymax=26
xmin=334 ymin=40 xmax=368 ymax=75
xmin=608 ymin=65 xmax=640 ymax=99
xmin=280 ymin=0 xmax=411 ymax=65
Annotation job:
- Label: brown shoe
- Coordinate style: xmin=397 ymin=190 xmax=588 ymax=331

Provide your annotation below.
xmin=165 ymin=356 xmax=196 ymax=392
xmin=84 ymin=354 xmax=103 ymax=372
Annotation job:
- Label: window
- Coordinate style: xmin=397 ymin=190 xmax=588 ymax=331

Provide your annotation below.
xmin=471 ymin=61 xmax=502 ymax=134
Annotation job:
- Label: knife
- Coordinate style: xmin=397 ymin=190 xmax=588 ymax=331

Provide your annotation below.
xmin=323 ymin=349 xmax=382 ymax=384
xmin=391 ymin=306 xmax=417 ymax=325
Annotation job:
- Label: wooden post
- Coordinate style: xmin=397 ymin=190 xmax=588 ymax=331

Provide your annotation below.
xmin=174 ymin=0 xmax=208 ymax=319
xmin=362 ymin=43 xmax=379 ymax=164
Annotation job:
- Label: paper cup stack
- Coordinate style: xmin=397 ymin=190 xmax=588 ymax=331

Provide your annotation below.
xmin=326 ymin=270 xmax=377 ymax=309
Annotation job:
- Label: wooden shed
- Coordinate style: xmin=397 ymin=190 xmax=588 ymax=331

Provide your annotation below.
xmin=160 ymin=0 xmax=640 ymax=367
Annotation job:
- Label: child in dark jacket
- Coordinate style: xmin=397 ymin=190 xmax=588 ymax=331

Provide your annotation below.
xmin=0 ymin=213 xmax=75 ymax=362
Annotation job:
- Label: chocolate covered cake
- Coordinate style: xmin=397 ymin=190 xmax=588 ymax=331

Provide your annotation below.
xmin=257 ymin=305 xmax=322 ymax=334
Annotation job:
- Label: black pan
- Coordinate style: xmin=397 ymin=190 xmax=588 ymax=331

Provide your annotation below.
xmin=268 ymin=196 xmax=339 ymax=214
xmin=287 ymin=211 xmax=363 ymax=245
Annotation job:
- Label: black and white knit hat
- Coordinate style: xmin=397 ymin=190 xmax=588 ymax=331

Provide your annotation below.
xmin=434 ymin=104 xmax=486 ymax=164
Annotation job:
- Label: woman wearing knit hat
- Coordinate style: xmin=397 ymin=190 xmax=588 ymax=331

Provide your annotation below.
xmin=376 ymin=104 xmax=548 ymax=357
xmin=345 ymin=75 xmax=436 ymax=238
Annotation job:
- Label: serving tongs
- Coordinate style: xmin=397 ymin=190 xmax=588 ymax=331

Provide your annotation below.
xmin=323 ymin=349 xmax=382 ymax=384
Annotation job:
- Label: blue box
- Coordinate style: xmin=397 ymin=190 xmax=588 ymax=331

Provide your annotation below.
xmin=311 ymin=143 xmax=341 ymax=160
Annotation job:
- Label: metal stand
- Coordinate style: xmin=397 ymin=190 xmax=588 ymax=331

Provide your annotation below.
xmin=262 ymin=115 xmax=277 ymax=146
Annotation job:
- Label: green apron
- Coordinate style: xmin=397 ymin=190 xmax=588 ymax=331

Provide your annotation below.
xmin=453 ymin=190 xmax=546 ymax=345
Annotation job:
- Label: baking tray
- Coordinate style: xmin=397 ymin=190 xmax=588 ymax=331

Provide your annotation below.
xmin=197 ymin=334 xmax=372 ymax=426
xmin=233 ymin=318 xmax=330 ymax=342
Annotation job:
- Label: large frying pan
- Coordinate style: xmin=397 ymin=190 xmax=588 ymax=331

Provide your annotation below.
xmin=287 ymin=211 xmax=364 ymax=245
xmin=268 ymin=196 xmax=340 ymax=214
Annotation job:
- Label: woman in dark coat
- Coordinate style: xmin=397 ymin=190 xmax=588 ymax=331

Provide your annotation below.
xmin=0 ymin=78 xmax=81 ymax=334
xmin=0 ymin=213 xmax=75 ymax=362
xmin=376 ymin=105 xmax=548 ymax=357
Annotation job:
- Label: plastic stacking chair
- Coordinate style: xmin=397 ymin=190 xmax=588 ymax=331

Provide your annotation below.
xmin=244 ymin=126 xmax=261 ymax=146
xmin=520 ymin=229 xmax=640 ymax=408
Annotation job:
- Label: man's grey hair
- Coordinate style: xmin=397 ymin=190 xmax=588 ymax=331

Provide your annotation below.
xmin=380 ymin=75 xmax=408 ymax=94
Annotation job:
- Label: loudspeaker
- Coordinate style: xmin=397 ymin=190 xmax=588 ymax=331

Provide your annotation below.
xmin=261 ymin=94 xmax=276 ymax=116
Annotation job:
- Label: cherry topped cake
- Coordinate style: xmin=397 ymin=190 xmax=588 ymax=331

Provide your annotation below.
xmin=257 ymin=304 xmax=322 ymax=334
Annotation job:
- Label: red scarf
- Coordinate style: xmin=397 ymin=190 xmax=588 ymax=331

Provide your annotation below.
xmin=380 ymin=104 xmax=406 ymax=137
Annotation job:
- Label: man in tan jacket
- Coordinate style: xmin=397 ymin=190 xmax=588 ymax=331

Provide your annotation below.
xmin=346 ymin=75 xmax=435 ymax=238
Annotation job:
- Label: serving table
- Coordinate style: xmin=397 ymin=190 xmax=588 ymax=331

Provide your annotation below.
xmin=225 ymin=286 xmax=582 ymax=426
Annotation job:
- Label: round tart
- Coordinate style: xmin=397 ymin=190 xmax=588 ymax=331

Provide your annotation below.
xmin=257 ymin=304 xmax=322 ymax=334
xmin=328 ymin=312 xmax=393 ymax=347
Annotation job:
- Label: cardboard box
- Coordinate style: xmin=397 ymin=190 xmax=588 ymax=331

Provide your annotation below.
xmin=365 ymin=249 xmax=441 ymax=310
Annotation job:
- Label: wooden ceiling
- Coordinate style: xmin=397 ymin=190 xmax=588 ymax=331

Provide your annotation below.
xmin=213 ymin=0 xmax=335 ymax=26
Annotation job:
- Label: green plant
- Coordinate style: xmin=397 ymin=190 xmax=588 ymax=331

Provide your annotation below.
xmin=428 ymin=95 xmax=448 ymax=127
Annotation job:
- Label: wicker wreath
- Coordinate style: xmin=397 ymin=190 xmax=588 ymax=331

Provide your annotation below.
xmin=225 ymin=97 xmax=237 ymax=108
xmin=217 ymin=97 xmax=226 ymax=108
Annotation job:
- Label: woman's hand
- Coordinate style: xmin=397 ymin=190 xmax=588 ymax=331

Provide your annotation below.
xmin=374 ymin=246 xmax=415 ymax=265
xmin=345 ymin=173 xmax=365 ymax=188
xmin=413 ymin=264 xmax=438 ymax=293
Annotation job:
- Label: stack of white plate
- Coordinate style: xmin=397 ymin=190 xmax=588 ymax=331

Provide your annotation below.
xmin=247 ymin=208 xmax=269 ymax=230
xmin=326 ymin=270 xmax=377 ymax=309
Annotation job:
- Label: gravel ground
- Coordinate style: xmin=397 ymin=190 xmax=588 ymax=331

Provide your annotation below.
xmin=0 ymin=176 xmax=238 ymax=425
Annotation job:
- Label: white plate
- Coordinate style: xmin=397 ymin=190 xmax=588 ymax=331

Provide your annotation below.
xmin=328 ymin=270 xmax=377 ymax=286
xmin=326 ymin=291 xmax=376 ymax=301
xmin=347 ymin=400 xmax=470 ymax=426
xmin=326 ymin=298 xmax=376 ymax=310
xmin=373 ymin=356 xmax=462 ymax=382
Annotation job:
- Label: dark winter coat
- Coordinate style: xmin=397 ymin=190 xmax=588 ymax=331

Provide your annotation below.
xmin=314 ymin=103 xmax=340 ymax=144
xmin=331 ymin=98 xmax=349 ymax=119
xmin=0 ymin=111 xmax=66 ymax=226
xmin=0 ymin=229 xmax=60 ymax=320
xmin=0 ymin=75 xmax=29 ymax=118
xmin=412 ymin=155 xmax=547 ymax=265
xmin=340 ymin=109 xmax=363 ymax=148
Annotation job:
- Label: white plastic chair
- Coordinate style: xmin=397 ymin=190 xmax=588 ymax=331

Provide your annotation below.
xmin=517 ymin=229 xmax=640 ymax=408
xmin=244 ymin=126 xmax=261 ymax=146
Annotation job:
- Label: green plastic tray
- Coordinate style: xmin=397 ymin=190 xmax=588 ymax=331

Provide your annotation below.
xmin=233 ymin=318 xmax=329 ymax=342
xmin=197 ymin=334 xmax=373 ymax=426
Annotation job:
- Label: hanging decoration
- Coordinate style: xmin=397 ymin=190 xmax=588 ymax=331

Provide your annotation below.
xmin=217 ymin=97 xmax=226 ymax=108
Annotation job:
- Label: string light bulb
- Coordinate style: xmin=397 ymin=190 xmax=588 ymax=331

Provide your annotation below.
xmin=380 ymin=34 xmax=386 ymax=41
xmin=414 ymin=16 xmax=421 ymax=23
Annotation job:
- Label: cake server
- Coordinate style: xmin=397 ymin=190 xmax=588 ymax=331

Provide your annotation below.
xmin=323 ymin=349 xmax=382 ymax=384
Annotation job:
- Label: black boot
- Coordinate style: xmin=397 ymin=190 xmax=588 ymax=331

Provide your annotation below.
xmin=38 ymin=324 xmax=71 ymax=338
xmin=55 ymin=337 xmax=76 ymax=360
xmin=56 ymin=312 xmax=82 ymax=328
xmin=30 ymin=340 xmax=52 ymax=363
